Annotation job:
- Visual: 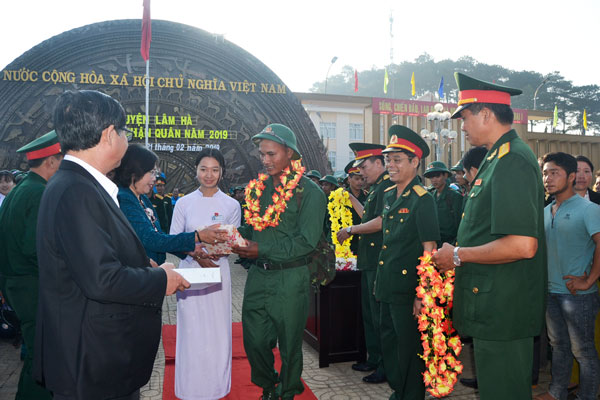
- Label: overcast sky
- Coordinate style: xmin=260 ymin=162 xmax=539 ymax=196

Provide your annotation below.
xmin=1 ymin=0 xmax=598 ymax=93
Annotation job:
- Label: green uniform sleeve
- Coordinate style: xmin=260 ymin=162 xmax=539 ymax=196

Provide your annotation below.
xmin=258 ymin=183 xmax=327 ymax=261
xmin=491 ymin=154 xmax=541 ymax=237
xmin=237 ymin=223 xmax=252 ymax=240
xmin=452 ymin=191 xmax=463 ymax=231
xmin=21 ymin=188 xmax=44 ymax=268
xmin=416 ymin=193 xmax=440 ymax=243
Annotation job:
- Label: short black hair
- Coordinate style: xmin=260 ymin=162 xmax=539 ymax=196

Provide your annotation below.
xmin=543 ymin=152 xmax=577 ymax=178
xmin=468 ymin=103 xmax=514 ymax=125
xmin=462 ymin=146 xmax=488 ymax=171
xmin=53 ymin=90 xmax=127 ymax=153
xmin=113 ymin=144 xmax=158 ymax=188
xmin=0 ymin=170 xmax=15 ymax=182
xmin=27 ymin=154 xmax=62 ymax=169
xmin=365 ymin=155 xmax=385 ymax=166
xmin=575 ymin=155 xmax=594 ymax=172
xmin=195 ymin=148 xmax=226 ymax=178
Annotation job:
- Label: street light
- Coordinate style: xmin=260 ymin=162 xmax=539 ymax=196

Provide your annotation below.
xmin=533 ymin=76 xmax=550 ymax=111
xmin=420 ymin=103 xmax=457 ymax=162
xmin=324 ymin=56 xmax=338 ymax=94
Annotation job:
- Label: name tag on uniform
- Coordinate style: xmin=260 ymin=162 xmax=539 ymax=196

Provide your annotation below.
xmin=385 ymin=205 xmax=390 ymax=210
xmin=474 ymin=179 xmax=482 ymax=186
xmin=398 ymin=208 xmax=409 ymax=213
xmin=212 ymin=212 xmax=225 ymax=223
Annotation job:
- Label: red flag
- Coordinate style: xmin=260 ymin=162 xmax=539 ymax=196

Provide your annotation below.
xmin=354 ymin=69 xmax=358 ymax=92
xmin=140 ymin=0 xmax=151 ymax=61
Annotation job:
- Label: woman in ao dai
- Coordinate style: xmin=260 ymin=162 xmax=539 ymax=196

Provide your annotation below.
xmin=170 ymin=149 xmax=241 ymax=400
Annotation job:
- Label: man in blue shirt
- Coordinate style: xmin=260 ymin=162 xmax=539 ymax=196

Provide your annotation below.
xmin=538 ymin=152 xmax=600 ymax=400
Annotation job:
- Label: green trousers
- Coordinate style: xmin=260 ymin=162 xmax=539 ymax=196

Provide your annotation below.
xmin=473 ymin=337 xmax=534 ymax=400
xmin=380 ymin=302 xmax=424 ymax=400
xmin=4 ymin=276 xmax=53 ymax=400
xmin=360 ymin=269 xmax=384 ymax=373
xmin=242 ymin=265 xmax=309 ymax=399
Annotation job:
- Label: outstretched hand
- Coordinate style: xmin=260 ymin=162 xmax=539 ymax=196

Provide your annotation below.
xmin=231 ymin=240 xmax=258 ymax=259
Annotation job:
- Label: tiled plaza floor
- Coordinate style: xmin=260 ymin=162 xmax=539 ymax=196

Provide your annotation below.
xmin=0 ymin=255 xmax=564 ymax=399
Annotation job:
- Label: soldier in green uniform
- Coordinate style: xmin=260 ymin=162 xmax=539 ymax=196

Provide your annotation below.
xmin=336 ymin=143 xmax=393 ymax=384
xmin=424 ymin=161 xmax=463 ymax=246
xmin=305 ymin=169 xmax=322 ymax=185
xmin=451 ymin=160 xmax=468 ymax=195
xmin=232 ymin=124 xmax=326 ymax=400
xmin=0 ymin=131 xmax=63 ymax=400
xmin=373 ymin=125 xmax=439 ymax=400
xmin=319 ymin=174 xmax=339 ymax=198
xmin=344 ymin=160 xmax=367 ymax=255
xmin=433 ymin=73 xmax=546 ymax=400
xmin=150 ymin=175 xmax=173 ymax=232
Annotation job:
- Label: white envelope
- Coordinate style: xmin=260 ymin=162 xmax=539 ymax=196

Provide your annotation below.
xmin=174 ymin=267 xmax=221 ymax=290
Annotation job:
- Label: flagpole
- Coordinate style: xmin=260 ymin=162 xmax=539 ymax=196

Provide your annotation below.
xmin=145 ymin=59 xmax=149 ymax=148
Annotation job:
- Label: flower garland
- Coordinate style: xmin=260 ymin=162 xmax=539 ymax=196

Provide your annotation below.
xmin=328 ymin=187 xmax=356 ymax=271
xmin=244 ymin=159 xmax=305 ymax=231
xmin=416 ymin=250 xmax=463 ymax=398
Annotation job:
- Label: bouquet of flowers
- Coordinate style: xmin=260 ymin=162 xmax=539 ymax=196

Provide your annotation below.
xmin=416 ymin=251 xmax=463 ymax=398
xmin=328 ymin=188 xmax=357 ymax=271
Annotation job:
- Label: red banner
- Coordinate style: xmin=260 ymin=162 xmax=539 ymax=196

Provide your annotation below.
xmin=140 ymin=0 xmax=151 ymax=61
xmin=372 ymin=97 xmax=528 ymax=124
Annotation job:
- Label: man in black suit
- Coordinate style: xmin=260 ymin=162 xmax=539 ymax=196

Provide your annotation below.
xmin=34 ymin=90 xmax=190 ymax=400
xmin=575 ymin=155 xmax=600 ymax=205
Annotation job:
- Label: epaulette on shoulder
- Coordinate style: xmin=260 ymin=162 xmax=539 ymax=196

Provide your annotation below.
xmin=384 ymin=184 xmax=397 ymax=193
xmin=413 ymin=185 xmax=427 ymax=197
xmin=383 ymin=174 xmax=390 ymax=180
xmin=498 ymin=142 xmax=510 ymax=159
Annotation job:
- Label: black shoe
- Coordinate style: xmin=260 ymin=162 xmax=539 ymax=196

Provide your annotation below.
xmin=362 ymin=371 xmax=386 ymax=384
xmin=260 ymin=388 xmax=276 ymax=400
xmin=352 ymin=362 xmax=376 ymax=372
xmin=459 ymin=377 xmax=478 ymax=389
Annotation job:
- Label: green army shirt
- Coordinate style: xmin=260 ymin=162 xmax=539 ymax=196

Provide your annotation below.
xmin=375 ymin=176 xmax=440 ymax=304
xmin=454 ymin=129 xmax=546 ymax=340
xmin=0 ymin=172 xmax=47 ymax=278
xmin=239 ymin=176 xmax=326 ymax=263
xmin=429 ymin=184 xmax=463 ymax=245
xmin=356 ymin=172 xmax=394 ymax=270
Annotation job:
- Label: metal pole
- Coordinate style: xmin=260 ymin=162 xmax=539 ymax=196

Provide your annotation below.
xmin=533 ymin=77 xmax=550 ymax=111
xmin=145 ymin=59 xmax=150 ymax=148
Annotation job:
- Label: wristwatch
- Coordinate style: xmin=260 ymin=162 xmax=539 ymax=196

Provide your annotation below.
xmin=453 ymin=246 xmax=462 ymax=267
xmin=346 ymin=226 xmax=353 ymax=235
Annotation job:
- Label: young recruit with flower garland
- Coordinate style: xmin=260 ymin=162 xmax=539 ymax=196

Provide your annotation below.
xmin=232 ymin=124 xmax=326 ymax=400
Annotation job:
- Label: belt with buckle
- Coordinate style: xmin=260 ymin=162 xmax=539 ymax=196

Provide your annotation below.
xmin=257 ymin=257 xmax=310 ymax=270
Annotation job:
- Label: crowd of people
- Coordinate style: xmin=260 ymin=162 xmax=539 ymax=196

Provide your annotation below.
xmin=0 ymin=72 xmax=599 ymax=400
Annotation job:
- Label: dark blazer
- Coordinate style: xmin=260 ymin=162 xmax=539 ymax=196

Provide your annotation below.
xmin=588 ymin=188 xmax=600 ymax=205
xmin=34 ymin=160 xmax=167 ymax=399
xmin=117 ymin=186 xmax=195 ymax=264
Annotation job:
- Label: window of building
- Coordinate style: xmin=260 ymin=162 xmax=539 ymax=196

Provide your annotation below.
xmin=328 ymin=151 xmax=336 ymax=170
xmin=320 ymin=122 xmax=336 ymax=139
xmin=349 ymin=123 xmax=364 ymax=141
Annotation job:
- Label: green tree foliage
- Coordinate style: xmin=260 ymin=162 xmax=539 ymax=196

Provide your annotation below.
xmin=310 ymin=54 xmax=599 ymax=134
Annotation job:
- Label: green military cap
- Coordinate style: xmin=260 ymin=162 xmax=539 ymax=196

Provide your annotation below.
xmin=155 ymin=176 xmax=166 ymax=184
xmin=252 ymin=123 xmax=301 ymax=160
xmin=319 ymin=175 xmax=339 ymax=187
xmin=424 ymin=161 xmax=452 ymax=178
xmin=349 ymin=143 xmax=386 ymax=167
xmin=17 ymin=130 xmax=61 ymax=160
xmin=450 ymin=160 xmax=464 ymax=172
xmin=344 ymin=160 xmax=360 ymax=175
xmin=451 ymin=72 xmax=523 ymax=119
xmin=305 ymin=169 xmax=322 ymax=180
xmin=382 ymin=125 xmax=430 ymax=159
